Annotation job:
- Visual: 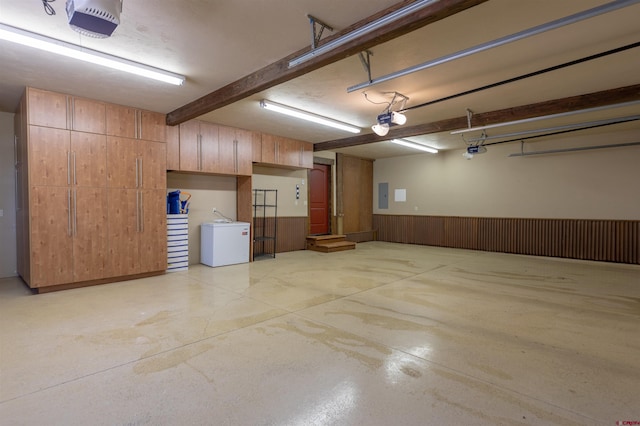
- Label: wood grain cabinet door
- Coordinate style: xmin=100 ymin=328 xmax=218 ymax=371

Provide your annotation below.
xmin=107 ymin=189 xmax=140 ymax=277
xmin=199 ymin=121 xmax=220 ymax=173
xmin=28 ymin=126 xmax=70 ymax=187
xmin=72 ymin=188 xmax=109 ymax=282
xmin=27 ymin=88 xmax=68 ymax=129
xmin=179 ymin=121 xmax=200 ymax=172
xmin=138 ymin=189 xmax=167 ymax=273
xmin=235 ymin=129 xmax=253 ymax=175
xmin=106 ymin=104 xmax=137 ymax=139
xmin=107 ymin=136 xmax=139 ymax=189
xmin=139 ymin=111 xmax=166 ymax=142
xmin=217 ymin=125 xmax=236 ymax=175
xmin=139 ymin=140 xmax=167 ymax=190
xmin=29 ymin=186 xmax=74 ymax=287
xmin=71 ymin=132 xmax=107 ymax=188
xmin=70 ymin=97 xmax=106 ymax=134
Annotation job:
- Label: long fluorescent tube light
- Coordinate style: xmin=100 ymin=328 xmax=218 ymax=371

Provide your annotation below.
xmin=0 ymin=23 xmax=185 ymax=85
xmin=260 ymin=100 xmax=361 ymax=133
xmin=391 ymin=139 xmax=438 ymax=154
xmin=450 ymin=100 xmax=640 ymax=135
xmin=289 ymin=0 xmax=438 ymax=68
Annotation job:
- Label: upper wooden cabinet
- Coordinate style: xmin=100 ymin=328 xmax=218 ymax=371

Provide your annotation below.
xmin=106 ymin=103 xmax=166 ymax=143
xmin=218 ymin=125 xmax=253 ymax=176
xmin=27 ymin=87 xmax=106 ymax=134
xmin=165 ymin=124 xmax=180 ymax=171
xmin=179 ymin=120 xmax=219 ymax=173
xmin=260 ymin=133 xmax=313 ymax=169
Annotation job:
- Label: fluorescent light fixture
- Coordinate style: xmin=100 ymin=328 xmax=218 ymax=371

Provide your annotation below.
xmin=391 ymin=139 xmax=438 ymax=154
xmin=0 ymin=23 xmax=185 ymax=85
xmin=289 ymin=0 xmax=438 ymax=68
xmin=259 ymin=100 xmax=361 ymax=133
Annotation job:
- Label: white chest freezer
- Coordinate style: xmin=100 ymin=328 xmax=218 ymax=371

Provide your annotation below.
xmin=200 ymin=222 xmax=250 ymax=267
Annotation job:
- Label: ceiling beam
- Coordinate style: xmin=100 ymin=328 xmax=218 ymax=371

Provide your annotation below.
xmin=313 ymin=84 xmax=640 ymax=151
xmin=166 ymin=0 xmax=489 ymax=126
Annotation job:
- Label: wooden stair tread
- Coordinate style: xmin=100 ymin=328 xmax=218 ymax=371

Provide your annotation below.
xmin=318 ymin=241 xmax=355 ymax=248
xmin=307 ymin=234 xmax=347 ymax=242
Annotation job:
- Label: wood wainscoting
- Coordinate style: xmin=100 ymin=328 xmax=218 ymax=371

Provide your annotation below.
xmin=373 ymin=215 xmax=640 ymax=264
xmin=254 ymin=216 xmax=308 ymax=254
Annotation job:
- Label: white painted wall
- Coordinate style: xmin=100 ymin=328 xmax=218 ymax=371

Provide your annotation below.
xmin=374 ymin=129 xmax=640 ymax=220
xmin=167 ymin=173 xmax=237 ymax=265
xmin=0 ymin=112 xmax=17 ymax=277
xmin=252 ymin=166 xmax=308 ymax=217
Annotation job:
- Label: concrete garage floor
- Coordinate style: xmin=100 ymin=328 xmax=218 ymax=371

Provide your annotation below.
xmin=1 ymin=241 xmax=638 ymax=425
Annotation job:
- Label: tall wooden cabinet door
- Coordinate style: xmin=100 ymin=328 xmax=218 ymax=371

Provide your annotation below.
xmin=261 ymin=133 xmax=277 ymax=164
xmin=70 ymin=97 xmax=106 ymax=134
xmin=140 ymin=111 xmax=166 ymax=142
xmin=300 ymin=141 xmax=313 ymax=168
xmin=73 ymin=188 xmax=109 ymax=282
xmin=71 ymin=132 xmax=106 ymax=187
xmin=200 ymin=122 xmax=219 ymax=173
xmin=179 ymin=121 xmax=200 ymax=172
xmin=139 ymin=189 xmax=167 ymax=273
xmin=107 ymin=137 xmax=138 ymax=188
xmin=140 ymin=140 xmax=167 ymax=190
xmin=278 ymin=137 xmax=298 ymax=166
xmin=107 ymin=189 xmax=140 ymax=277
xmin=236 ymin=129 xmax=253 ymax=175
xmin=218 ymin=125 xmax=236 ymax=174
xmin=106 ymin=104 xmax=136 ymax=139
xmin=29 ymin=126 xmax=70 ymax=187
xmin=166 ymin=124 xmax=180 ymax=170
xmin=27 ymin=88 xmax=68 ymax=129
xmin=251 ymin=132 xmax=262 ymax=163
xmin=30 ymin=186 xmax=74 ymax=287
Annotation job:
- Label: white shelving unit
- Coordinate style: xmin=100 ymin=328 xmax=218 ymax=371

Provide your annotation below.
xmin=167 ymin=214 xmax=189 ymax=272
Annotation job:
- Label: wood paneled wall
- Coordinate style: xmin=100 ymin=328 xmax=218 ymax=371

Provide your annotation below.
xmin=253 ymin=216 xmax=308 ymax=255
xmin=373 ymin=215 xmax=640 ymax=264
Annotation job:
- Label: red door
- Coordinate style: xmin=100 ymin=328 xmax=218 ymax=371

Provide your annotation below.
xmin=309 ymin=164 xmax=330 ymax=235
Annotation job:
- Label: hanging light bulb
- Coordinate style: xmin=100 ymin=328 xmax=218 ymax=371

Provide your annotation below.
xmin=372 ymin=123 xmax=389 ymax=136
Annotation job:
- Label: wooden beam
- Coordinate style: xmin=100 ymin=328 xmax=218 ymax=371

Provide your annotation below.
xmin=314 ymin=84 xmax=640 ymax=151
xmin=166 ymin=0 xmax=489 ymax=126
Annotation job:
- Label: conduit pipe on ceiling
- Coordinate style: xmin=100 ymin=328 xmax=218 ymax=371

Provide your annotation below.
xmin=346 ymin=0 xmax=640 ymax=93
xmin=450 ymin=100 xmax=640 ymax=135
xmin=508 ymin=141 xmax=640 ymax=157
xmin=464 ymin=115 xmax=640 ymax=143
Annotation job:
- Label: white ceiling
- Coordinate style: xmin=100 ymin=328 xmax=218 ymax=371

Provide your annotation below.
xmin=1 ymin=0 xmax=639 ymax=159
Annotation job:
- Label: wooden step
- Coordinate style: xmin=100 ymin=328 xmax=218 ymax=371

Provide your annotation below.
xmin=306 ymin=235 xmax=356 ymax=253
xmin=307 ymin=234 xmax=348 ymax=244
xmin=307 ymin=240 xmax=356 ymax=253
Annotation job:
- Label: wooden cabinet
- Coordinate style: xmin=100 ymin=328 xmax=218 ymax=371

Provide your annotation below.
xmin=179 ymin=120 xmax=220 ymax=173
xmin=260 ymin=134 xmax=313 ymax=168
xmin=16 ymin=87 xmax=167 ymax=291
xmin=106 ymin=136 xmax=167 ymax=277
xmin=27 ymin=87 xmax=106 ymax=134
xmin=106 ymin=103 xmax=166 ymax=142
xmin=166 ymin=123 xmax=180 ymax=170
xmin=25 ymin=116 xmax=108 ymax=288
xmin=218 ymin=125 xmax=253 ymax=176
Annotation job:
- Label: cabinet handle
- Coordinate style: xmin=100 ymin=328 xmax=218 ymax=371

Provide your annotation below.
xmin=234 ymin=139 xmax=238 ymax=172
xmin=198 ymin=134 xmax=202 ymax=171
xmin=140 ymin=191 xmax=144 ymax=232
xmin=67 ymin=189 xmax=72 ymax=236
xmin=137 ymin=110 xmax=142 ymax=139
xmin=73 ymin=189 xmax=77 ymax=237
xmin=71 ymin=98 xmax=75 ymax=130
xmin=136 ymin=190 xmax=140 ymax=232
xmin=139 ymin=157 xmax=143 ymax=188
xmin=135 ymin=158 xmax=139 ymax=188
xmin=73 ymin=151 xmax=77 ymax=185
xmin=67 ymin=151 xmax=71 ymax=185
